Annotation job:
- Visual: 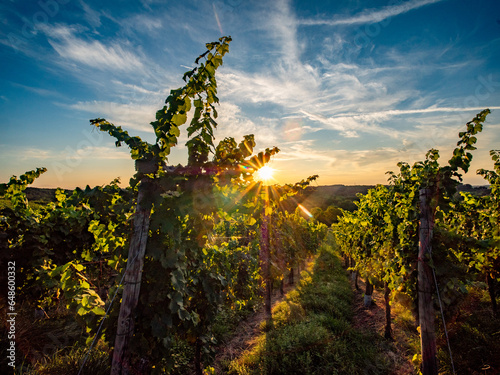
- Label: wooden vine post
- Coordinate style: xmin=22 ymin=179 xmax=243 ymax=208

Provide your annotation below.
xmin=418 ymin=188 xmax=438 ymax=375
xmin=111 ymin=160 xmax=157 ymax=375
xmin=260 ymin=186 xmax=272 ymax=319
xmin=384 ymin=281 xmax=392 ymax=340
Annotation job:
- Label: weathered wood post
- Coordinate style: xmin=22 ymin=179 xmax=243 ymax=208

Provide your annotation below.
xmin=364 ymin=279 xmax=374 ymax=307
xmin=418 ymin=188 xmax=438 ymax=375
xmin=486 ymin=275 xmax=498 ymax=317
xmin=111 ymin=159 xmax=157 ymax=375
xmin=384 ymin=281 xmax=392 ymax=340
xmin=260 ymin=186 xmax=272 ymax=319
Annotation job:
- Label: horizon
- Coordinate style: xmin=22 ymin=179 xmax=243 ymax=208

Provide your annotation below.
xmin=1 ymin=0 xmax=499 ymax=189
xmin=20 ymin=181 xmax=493 ymax=192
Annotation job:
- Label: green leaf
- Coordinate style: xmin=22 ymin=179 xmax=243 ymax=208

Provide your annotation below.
xmin=77 ymin=307 xmax=87 ymax=316
xmin=73 ymin=263 xmax=84 ymax=272
xmin=172 ymin=113 xmax=187 ymax=126
xmin=170 ymin=125 xmax=180 ymax=137
xmin=246 ymin=217 xmax=257 ymax=226
xmin=91 ymin=306 xmax=105 ymax=315
xmin=81 ymin=280 xmax=90 ymax=289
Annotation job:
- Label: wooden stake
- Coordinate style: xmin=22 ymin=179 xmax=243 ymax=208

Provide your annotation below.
xmin=384 ymin=281 xmax=392 ymax=340
xmin=111 ymin=163 xmax=156 ymax=375
xmin=418 ymin=188 xmax=438 ymax=375
xmin=364 ymin=279 xmax=373 ymax=307
xmin=260 ymin=208 xmax=272 ymax=319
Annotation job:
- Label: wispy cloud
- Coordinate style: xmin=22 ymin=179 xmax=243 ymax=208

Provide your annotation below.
xmin=299 ymin=0 xmax=444 ymax=27
xmin=79 ymin=0 xmax=102 ymax=28
xmin=69 ymin=100 xmax=159 ymax=132
xmin=276 ymin=139 xmax=337 ymax=163
xmin=335 ymin=106 xmax=500 ymax=119
xmin=111 ymin=79 xmax=167 ymax=97
xmin=299 ymin=110 xmax=360 ymax=138
xmin=219 ymin=0 xmax=433 ymax=131
xmin=301 ymin=106 xmax=500 ymax=139
xmin=214 ymin=102 xmax=281 ymax=148
xmin=219 ymin=59 xmax=415 ymax=139
xmin=215 ymin=0 xmax=322 ymax=111
xmin=65 ymin=146 xmax=131 ymax=160
xmin=219 ymin=71 xmax=317 ymax=109
xmin=120 ymin=13 xmax=163 ymax=34
xmin=40 ymin=24 xmax=146 ymax=73
xmin=19 ymin=148 xmax=54 ymax=161
xmin=11 ymin=82 xmax=64 ymax=98
xmin=0 ymin=144 xmax=130 ymax=163
xmin=219 ymin=0 xmax=497 ymax=145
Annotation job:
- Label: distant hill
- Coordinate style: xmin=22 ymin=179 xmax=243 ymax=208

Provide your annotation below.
xmin=19 ymin=184 xmax=490 ymax=210
xmin=24 ymin=187 xmax=79 ymax=203
xmin=456 ymin=184 xmax=490 ymax=196
xmin=25 ymin=187 xmax=60 ymax=203
xmin=21 ymin=187 xmax=74 ymax=205
xmin=297 ymin=185 xmax=374 ymax=212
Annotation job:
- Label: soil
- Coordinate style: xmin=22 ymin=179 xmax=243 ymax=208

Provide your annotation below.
xmin=213 ymin=282 xmax=295 ymax=373
xmin=351 ymin=276 xmax=415 ymax=375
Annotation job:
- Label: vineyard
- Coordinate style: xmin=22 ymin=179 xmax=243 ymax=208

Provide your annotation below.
xmin=1 ymin=37 xmax=499 ymax=375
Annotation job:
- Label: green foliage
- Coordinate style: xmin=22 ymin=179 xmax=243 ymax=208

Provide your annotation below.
xmin=448 ymin=109 xmax=490 ymax=175
xmin=442 ymin=148 xmax=500 ymax=316
xmin=88 ymin=119 xmax=153 ymax=160
xmin=0 ymin=169 xmax=136 ymax=374
xmin=333 ymin=110 xmax=499 ymax=371
xmin=0 ymin=167 xmax=47 ymax=210
xmin=0 ymin=172 xmax=107 ymax=310
xmin=311 ymin=205 xmax=343 ymax=225
xmin=335 ymin=110 xmax=492 ymax=305
xmin=37 ymin=260 xmax=105 ymax=318
xmin=267 ymin=206 xmax=327 ymax=288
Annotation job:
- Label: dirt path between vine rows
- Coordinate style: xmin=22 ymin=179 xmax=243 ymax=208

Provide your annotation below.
xmin=212 ymin=282 xmax=295 ymax=373
xmin=351 ymin=277 xmax=414 ymax=375
xmin=213 ymin=266 xmax=415 ymax=374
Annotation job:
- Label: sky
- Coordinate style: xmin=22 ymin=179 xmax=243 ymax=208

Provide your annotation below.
xmin=1 ymin=0 xmax=500 ymax=189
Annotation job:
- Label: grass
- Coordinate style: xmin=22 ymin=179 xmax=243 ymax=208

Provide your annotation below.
xmin=226 ymin=244 xmax=390 ymax=375
xmin=16 ymin=343 xmax=110 ymax=375
xmin=0 ymin=303 xmax=106 ymax=375
xmin=0 ymin=303 xmax=81 ymax=371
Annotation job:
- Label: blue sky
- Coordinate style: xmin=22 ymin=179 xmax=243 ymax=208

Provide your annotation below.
xmin=1 ymin=0 xmax=500 ymax=188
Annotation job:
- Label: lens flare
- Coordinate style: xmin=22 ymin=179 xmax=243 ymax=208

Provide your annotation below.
xmin=298 ymin=203 xmax=313 ymax=218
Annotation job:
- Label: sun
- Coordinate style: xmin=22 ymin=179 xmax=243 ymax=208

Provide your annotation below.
xmin=254 ymin=165 xmax=275 ymax=184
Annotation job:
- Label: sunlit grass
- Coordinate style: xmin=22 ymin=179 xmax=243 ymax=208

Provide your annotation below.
xmin=226 ymin=244 xmax=390 ymax=374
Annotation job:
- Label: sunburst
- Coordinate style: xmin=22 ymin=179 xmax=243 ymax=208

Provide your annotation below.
xmin=254 ymin=165 xmax=275 ymax=184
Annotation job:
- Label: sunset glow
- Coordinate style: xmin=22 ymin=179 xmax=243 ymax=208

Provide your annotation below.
xmin=1 ymin=1 xmax=499 ymax=189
